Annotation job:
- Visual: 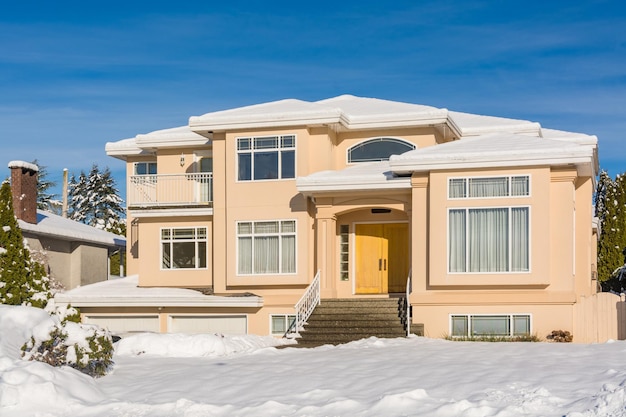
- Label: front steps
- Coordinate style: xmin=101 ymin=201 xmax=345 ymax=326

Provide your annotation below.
xmin=292 ymin=298 xmax=408 ymax=347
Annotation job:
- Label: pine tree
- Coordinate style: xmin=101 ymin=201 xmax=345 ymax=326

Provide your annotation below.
xmin=596 ymin=172 xmax=626 ymax=289
xmin=68 ymin=165 xmax=125 ymax=233
xmin=31 ymin=159 xmax=61 ymax=213
xmin=0 ymin=180 xmax=51 ymax=307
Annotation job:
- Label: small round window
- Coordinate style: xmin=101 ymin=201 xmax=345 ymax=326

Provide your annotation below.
xmin=347 ymin=138 xmax=415 ymax=163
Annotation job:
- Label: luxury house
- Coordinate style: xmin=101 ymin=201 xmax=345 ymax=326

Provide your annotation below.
xmin=60 ymin=95 xmax=624 ymax=343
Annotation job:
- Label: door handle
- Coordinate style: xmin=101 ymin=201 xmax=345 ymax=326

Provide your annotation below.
xmin=384 ymin=259 xmax=387 ymax=271
xmin=379 ymin=258 xmax=382 ymax=271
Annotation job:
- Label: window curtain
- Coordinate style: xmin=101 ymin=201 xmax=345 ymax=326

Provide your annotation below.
xmin=254 ymin=236 xmax=279 ymax=273
xmin=511 ymin=176 xmax=529 ymax=196
xmin=469 ymin=177 xmax=508 ymax=197
xmin=511 ymin=207 xmax=529 ymax=271
xmin=449 ymin=210 xmax=467 ymax=272
xmin=281 ymin=235 xmax=296 ymax=273
xmin=468 ymin=208 xmax=508 ymax=272
xmin=238 ymin=236 xmax=252 ymax=274
xmin=449 ymin=179 xmax=466 ymax=198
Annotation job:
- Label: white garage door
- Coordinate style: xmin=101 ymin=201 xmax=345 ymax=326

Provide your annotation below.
xmin=84 ymin=315 xmax=160 ymax=333
xmin=169 ymin=315 xmax=247 ymax=335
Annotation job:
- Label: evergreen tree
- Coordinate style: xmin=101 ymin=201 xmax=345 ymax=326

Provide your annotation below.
xmin=596 ymin=172 xmax=626 ymax=289
xmin=0 ymin=180 xmax=51 ymax=307
xmin=68 ymin=165 xmax=125 ymax=233
xmin=31 ymin=159 xmax=61 ymax=213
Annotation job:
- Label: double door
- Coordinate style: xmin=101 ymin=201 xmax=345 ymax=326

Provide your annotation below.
xmin=355 ymin=223 xmax=409 ymax=294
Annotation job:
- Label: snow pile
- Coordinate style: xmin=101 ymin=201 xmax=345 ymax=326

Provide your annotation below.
xmin=0 ymin=305 xmax=104 ymax=415
xmin=3 ymin=305 xmax=626 ymax=416
xmin=115 ymin=332 xmax=294 ymax=357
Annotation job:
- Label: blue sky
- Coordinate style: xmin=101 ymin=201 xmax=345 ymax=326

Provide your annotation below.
xmin=2 ymin=0 xmax=626 ymax=200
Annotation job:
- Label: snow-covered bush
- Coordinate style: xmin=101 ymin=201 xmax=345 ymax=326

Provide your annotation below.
xmin=21 ymin=317 xmax=114 ymax=378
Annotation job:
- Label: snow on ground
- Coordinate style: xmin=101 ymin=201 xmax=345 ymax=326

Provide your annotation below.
xmin=2 ymin=305 xmax=626 ymax=417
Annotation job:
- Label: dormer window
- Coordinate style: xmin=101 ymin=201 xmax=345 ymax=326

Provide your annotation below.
xmin=347 ymin=137 xmax=415 ymax=163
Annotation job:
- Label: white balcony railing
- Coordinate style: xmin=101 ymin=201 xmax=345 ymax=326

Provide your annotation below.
xmin=128 ymin=173 xmax=213 ymax=207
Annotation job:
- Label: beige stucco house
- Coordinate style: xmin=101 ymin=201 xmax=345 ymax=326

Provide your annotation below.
xmin=60 ymin=95 xmax=623 ymax=343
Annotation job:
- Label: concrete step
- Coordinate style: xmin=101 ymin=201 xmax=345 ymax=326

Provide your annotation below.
xmin=294 ymin=297 xmax=409 ymax=347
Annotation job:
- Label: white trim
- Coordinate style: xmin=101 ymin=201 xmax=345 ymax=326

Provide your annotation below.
xmin=447 ymin=205 xmax=531 ymax=274
xmin=129 ymin=208 xmax=214 ymax=218
xmin=448 ymin=313 xmax=533 ymax=337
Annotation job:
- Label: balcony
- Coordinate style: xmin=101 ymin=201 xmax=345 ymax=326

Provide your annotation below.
xmin=128 ymin=173 xmax=213 ymax=209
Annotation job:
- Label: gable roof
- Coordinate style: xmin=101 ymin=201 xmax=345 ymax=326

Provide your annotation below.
xmin=19 ymin=210 xmax=125 ymax=248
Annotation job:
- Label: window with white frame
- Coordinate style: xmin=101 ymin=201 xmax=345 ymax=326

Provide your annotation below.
xmin=448 ymin=175 xmax=529 ymax=199
xmin=237 ymin=220 xmax=296 ymax=274
xmin=161 ymin=227 xmax=207 ymax=269
xmin=134 ymin=162 xmax=157 ymax=175
xmin=450 ymin=314 xmax=531 ymax=337
xmin=271 ymin=314 xmax=296 ymax=335
xmin=449 ymin=206 xmax=529 ymax=273
xmin=347 ymin=137 xmax=415 ymax=163
xmin=237 ymin=135 xmax=295 ymax=181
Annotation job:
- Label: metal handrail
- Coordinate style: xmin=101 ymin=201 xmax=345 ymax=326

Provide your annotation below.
xmin=405 ymin=269 xmax=412 ymax=336
xmin=284 ymin=269 xmax=321 ymax=337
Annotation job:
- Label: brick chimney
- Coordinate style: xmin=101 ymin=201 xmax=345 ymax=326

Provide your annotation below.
xmin=8 ymin=160 xmax=39 ymax=224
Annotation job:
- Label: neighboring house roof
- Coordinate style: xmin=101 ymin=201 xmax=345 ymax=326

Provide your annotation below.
xmin=19 ymin=210 xmax=126 ymax=249
xmin=55 ymin=275 xmax=263 ymax=307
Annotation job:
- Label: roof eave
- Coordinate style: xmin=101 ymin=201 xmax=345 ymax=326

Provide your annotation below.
xmin=54 ymin=295 xmax=264 ymax=308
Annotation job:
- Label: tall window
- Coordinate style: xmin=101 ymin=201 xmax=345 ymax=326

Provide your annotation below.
xmin=237 ymin=135 xmax=295 ymax=181
xmin=237 ymin=220 xmax=296 ymax=274
xmin=448 ymin=175 xmax=530 ymax=273
xmin=161 ymin=227 xmax=207 ymax=269
xmin=347 ymin=137 xmax=415 ymax=163
xmin=449 ymin=207 xmax=529 ymax=273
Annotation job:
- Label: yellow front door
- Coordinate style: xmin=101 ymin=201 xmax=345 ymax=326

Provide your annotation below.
xmin=355 ymin=223 xmax=409 ymax=294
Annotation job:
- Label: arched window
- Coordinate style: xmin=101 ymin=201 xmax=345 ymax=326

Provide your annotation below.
xmin=347 ymin=138 xmax=415 ymax=163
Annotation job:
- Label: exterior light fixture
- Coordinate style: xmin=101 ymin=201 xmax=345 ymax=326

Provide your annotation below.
xmin=180 ymin=153 xmax=185 ymax=167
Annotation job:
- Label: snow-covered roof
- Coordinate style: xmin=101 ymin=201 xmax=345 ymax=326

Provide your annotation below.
xmin=135 ymin=125 xmax=211 ymax=148
xmin=55 ymin=275 xmax=263 ymax=307
xmin=447 ymin=111 xmax=541 ymax=137
xmin=315 ymin=95 xmax=449 ymax=129
xmin=297 ymin=130 xmax=598 ymax=192
xmin=189 ymin=98 xmax=341 ymax=131
xmin=389 ymin=133 xmax=597 ymax=174
xmin=19 ymin=210 xmax=125 ymax=248
xmin=105 ymin=137 xmax=151 ymax=160
xmin=297 ymin=161 xmax=411 ymax=194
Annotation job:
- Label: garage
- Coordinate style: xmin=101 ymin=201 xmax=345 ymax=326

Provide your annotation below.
xmin=83 ymin=315 xmax=160 ymax=334
xmin=168 ymin=315 xmax=247 ymax=335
